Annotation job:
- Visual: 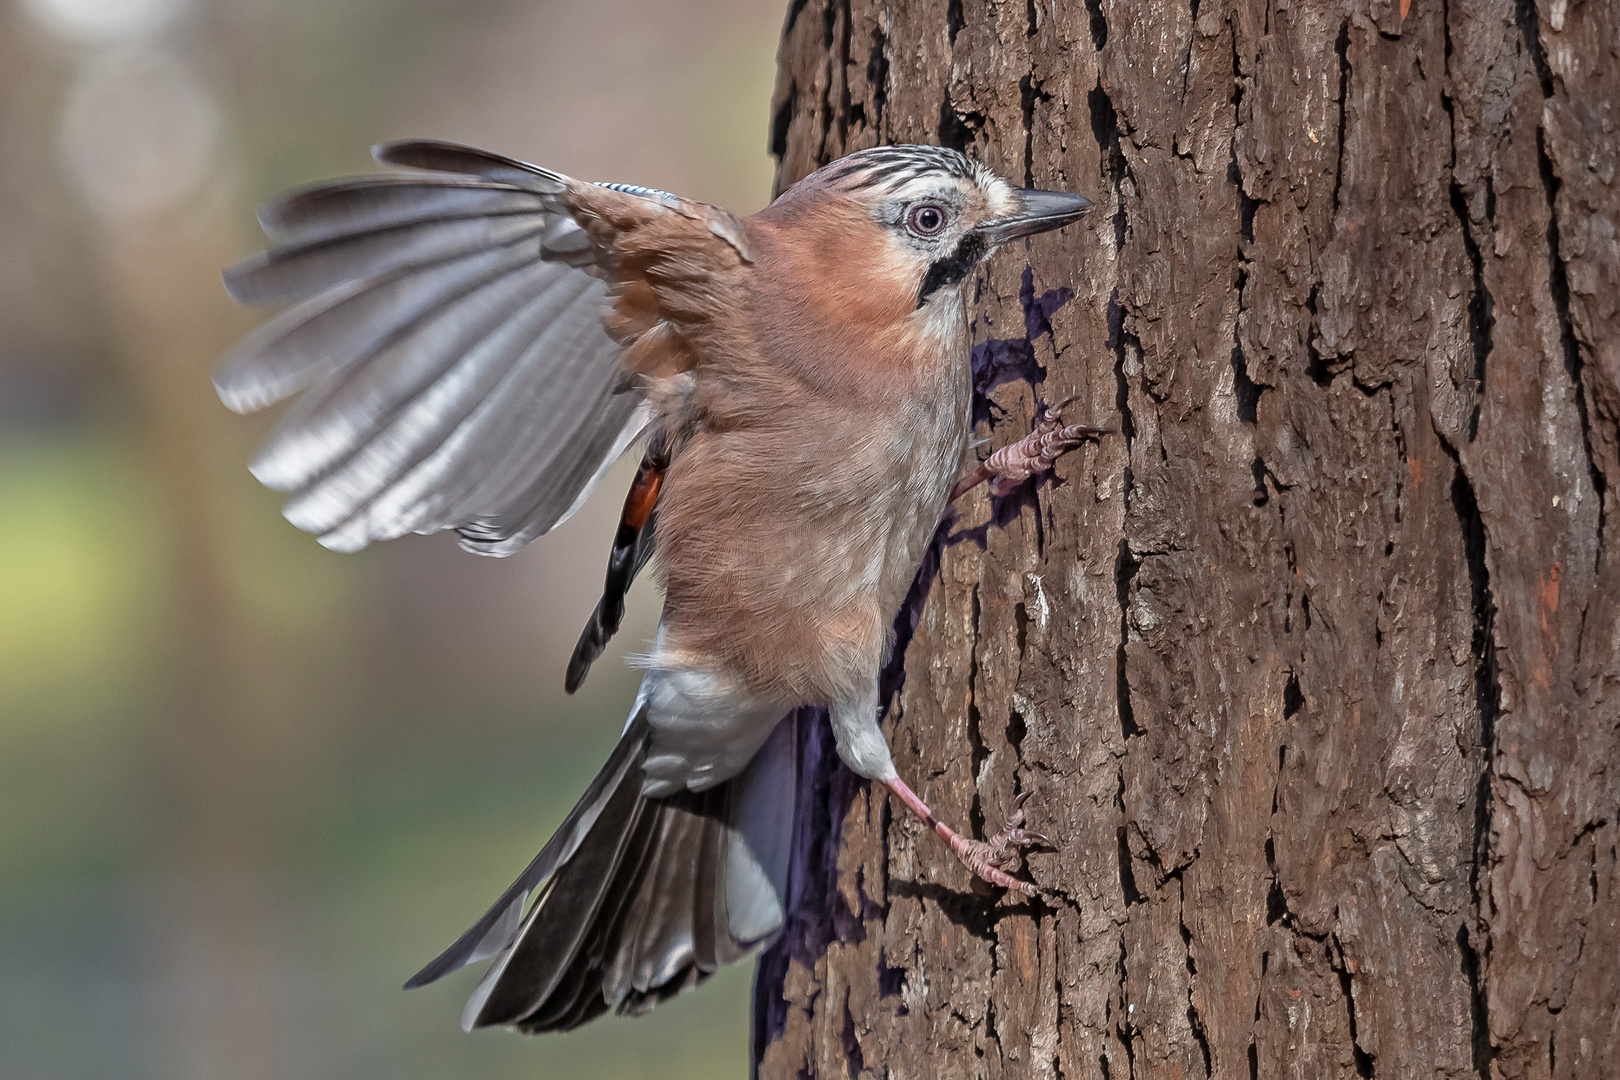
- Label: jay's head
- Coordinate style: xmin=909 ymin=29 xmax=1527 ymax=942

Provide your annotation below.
xmin=760 ymin=145 xmax=1091 ymax=313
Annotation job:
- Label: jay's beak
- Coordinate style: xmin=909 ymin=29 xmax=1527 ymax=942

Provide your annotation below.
xmin=979 ymin=189 xmax=1093 ymax=243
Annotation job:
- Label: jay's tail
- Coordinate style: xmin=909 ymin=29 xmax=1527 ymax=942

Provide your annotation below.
xmin=404 ymin=704 xmax=796 ymax=1033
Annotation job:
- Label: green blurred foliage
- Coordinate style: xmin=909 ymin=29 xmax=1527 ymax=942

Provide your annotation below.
xmin=0 ymin=0 xmax=782 ymax=1077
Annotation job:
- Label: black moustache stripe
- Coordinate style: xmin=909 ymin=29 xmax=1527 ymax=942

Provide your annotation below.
xmin=916 ymin=232 xmax=988 ymax=307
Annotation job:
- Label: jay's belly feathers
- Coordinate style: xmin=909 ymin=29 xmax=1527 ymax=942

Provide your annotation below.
xmin=651 ymin=266 xmax=974 ymax=709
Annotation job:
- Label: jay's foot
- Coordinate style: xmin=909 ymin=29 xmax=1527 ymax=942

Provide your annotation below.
xmin=946 ymin=791 xmax=1049 ymax=893
xmin=950 ymin=398 xmax=1112 ymax=502
xmin=884 ymin=780 xmax=1048 ymax=895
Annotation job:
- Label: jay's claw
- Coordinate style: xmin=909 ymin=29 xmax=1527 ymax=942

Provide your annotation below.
xmin=951 ymin=789 xmax=1050 ymax=892
xmin=985 ymin=398 xmax=1111 ymax=496
xmin=884 ymin=778 xmax=1050 ymax=895
xmin=951 ymin=398 xmax=1113 ymax=502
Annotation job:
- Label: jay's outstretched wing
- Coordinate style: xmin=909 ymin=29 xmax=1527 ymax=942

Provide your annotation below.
xmin=216 ymin=139 xmax=748 ymax=557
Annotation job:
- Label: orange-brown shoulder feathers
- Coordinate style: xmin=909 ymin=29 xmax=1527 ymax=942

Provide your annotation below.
xmin=560 ymin=182 xmax=753 ymax=380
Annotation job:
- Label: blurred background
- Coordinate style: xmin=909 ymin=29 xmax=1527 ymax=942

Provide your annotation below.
xmin=0 ymin=0 xmax=782 ymax=1077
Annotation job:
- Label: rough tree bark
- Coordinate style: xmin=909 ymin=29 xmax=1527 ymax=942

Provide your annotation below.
xmin=751 ymin=0 xmax=1618 ymax=1077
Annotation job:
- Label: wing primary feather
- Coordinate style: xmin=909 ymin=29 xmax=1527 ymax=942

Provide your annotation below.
xmin=406 ymin=292 xmax=625 ymax=532
xmin=216 ymin=238 xmax=544 ymax=415
xmin=515 ymin=399 xmax=654 ymax=543
xmin=249 ymin=258 xmax=569 ymax=494
xmin=223 ymin=213 xmax=549 ymax=306
xmin=216 ymin=137 xmax=736 ymax=563
xmin=373 ymin=139 xmax=568 ymax=194
xmin=259 ymin=176 xmax=545 ymax=245
xmin=273 ymin=267 xmax=586 ymax=533
xmin=307 ymin=276 xmax=617 ymax=551
xmin=450 ymin=369 xmax=641 ymax=554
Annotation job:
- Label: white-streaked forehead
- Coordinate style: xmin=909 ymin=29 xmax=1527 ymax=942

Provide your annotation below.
xmin=817 ymin=145 xmax=1017 ymax=210
xmin=824 ymin=144 xmax=986 ymax=183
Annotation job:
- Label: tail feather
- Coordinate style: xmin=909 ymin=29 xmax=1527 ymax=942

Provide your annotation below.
xmin=409 ymin=704 xmax=797 ymax=1034
xmin=610 ymin=797 xmax=713 ymax=995
xmin=402 ymin=715 xmax=646 ymax=991
xmin=468 ymin=755 xmax=655 ymax=1029
xmin=500 ymin=800 xmax=663 ymax=1033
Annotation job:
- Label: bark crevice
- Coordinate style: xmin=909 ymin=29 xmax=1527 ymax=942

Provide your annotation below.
xmin=1330 ymin=19 xmax=1351 ymax=216
xmin=1179 ymin=876 xmax=1213 ymax=1077
xmin=1446 ymin=451 xmax=1501 ymax=1080
xmin=1440 ymin=0 xmax=1495 ymax=444
xmin=1332 ymin=951 xmax=1376 ymax=1078
xmin=1114 ymin=540 xmax=1141 ymax=739
xmin=1088 ymin=86 xmax=1130 ymax=260
xmin=966 ymin=582 xmax=988 ymax=833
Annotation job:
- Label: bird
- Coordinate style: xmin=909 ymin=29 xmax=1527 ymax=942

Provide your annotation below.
xmin=216 ymin=139 xmax=1099 ymax=1034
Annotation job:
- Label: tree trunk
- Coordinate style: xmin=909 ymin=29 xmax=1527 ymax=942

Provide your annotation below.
xmin=752 ymin=0 xmax=1618 ymax=1077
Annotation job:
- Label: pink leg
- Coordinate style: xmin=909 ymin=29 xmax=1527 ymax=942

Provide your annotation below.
xmin=950 ymin=397 xmax=1112 ymax=503
xmin=883 ymin=777 xmax=1047 ymax=895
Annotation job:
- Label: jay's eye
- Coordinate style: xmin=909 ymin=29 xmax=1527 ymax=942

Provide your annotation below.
xmin=907 ymin=204 xmax=948 ymax=236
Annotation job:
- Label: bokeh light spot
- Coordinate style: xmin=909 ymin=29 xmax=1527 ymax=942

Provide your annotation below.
xmin=56 ymin=49 xmax=222 ymax=222
xmin=18 ymin=0 xmax=187 ymax=44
